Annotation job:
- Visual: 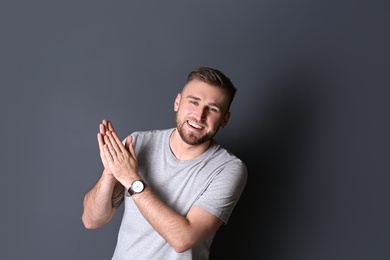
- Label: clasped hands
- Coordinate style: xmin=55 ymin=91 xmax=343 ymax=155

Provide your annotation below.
xmin=97 ymin=120 xmax=139 ymax=189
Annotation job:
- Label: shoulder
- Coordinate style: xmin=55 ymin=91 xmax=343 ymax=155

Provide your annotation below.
xmin=210 ymin=141 xmax=246 ymax=165
xmin=123 ymin=128 xmax=174 ymax=147
xmin=208 ymin=141 xmax=248 ymax=178
xmin=129 ymin=128 xmax=173 ymax=140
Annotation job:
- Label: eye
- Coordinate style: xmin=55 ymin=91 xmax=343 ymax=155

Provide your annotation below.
xmin=190 ymin=100 xmax=198 ymax=105
xmin=209 ymin=107 xmax=219 ymax=112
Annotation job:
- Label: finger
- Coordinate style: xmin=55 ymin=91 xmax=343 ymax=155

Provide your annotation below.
xmin=103 ymin=144 xmax=114 ymax=162
xmin=110 ymin=131 xmax=126 ymax=153
xmin=107 ymin=131 xmax=126 ymax=155
xmin=102 ymin=119 xmax=115 ymax=132
xmin=104 ymin=134 xmax=118 ymax=157
xmin=125 ymin=135 xmax=132 ymax=150
xmin=100 ymin=123 xmax=106 ymax=135
xmin=97 ymin=133 xmax=105 ymax=151
xmin=102 ymin=119 xmax=113 ymax=132
xmin=128 ymin=142 xmax=137 ymax=159
xmin=105 ymin=131 xmax=125 ymax=155
xmin=108 ymin=120 xmax=115 ymax=132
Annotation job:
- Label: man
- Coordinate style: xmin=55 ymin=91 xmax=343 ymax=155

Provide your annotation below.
xmin=82 ymin=67 xmax=247 ymax=259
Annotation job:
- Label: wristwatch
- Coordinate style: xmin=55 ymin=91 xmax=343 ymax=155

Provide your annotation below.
xmin=126 ymin=180 xmax=146 ymax=197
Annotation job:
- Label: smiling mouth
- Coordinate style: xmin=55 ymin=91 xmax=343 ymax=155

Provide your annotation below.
xmin=187 ymin=120 xmax=204 ymax=130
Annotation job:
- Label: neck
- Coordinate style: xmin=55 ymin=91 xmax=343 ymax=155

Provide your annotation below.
xmin=169 ymin=129 xmax=211 ymax=160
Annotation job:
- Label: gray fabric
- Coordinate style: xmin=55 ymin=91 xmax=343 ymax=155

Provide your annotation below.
xmin=112 ymin=128 xmax=247 ymax=260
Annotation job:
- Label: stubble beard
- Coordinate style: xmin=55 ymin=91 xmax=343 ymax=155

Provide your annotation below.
xmin=175 ymin=116 xmax=216 ymax=146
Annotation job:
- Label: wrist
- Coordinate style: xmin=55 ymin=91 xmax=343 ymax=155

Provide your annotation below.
xmin=102 ymin=169 xmax=116 ymax=182
xmin=126 ymin=179 xmax=147 ymax=197
xmin=122 ymin=178 xmax=137 ymax=192
xmin=122 ymin=172 xmax=142 ymax=190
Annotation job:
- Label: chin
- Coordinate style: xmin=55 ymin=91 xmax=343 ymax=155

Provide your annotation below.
xmin=182 ymin=130 xmax=214 ymax=146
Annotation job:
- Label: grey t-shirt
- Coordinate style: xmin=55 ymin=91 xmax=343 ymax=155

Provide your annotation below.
xmin=112 ymin=128 xmax=247 ymax=260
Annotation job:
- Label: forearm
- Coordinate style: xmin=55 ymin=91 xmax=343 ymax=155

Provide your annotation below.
xmin=132 ymin=187 xmax=216 ymax=253
xmin=82 ymin=170 xmax=120 ymax=229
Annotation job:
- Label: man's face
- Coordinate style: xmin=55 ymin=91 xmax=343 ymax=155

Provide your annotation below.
xmin=174 ymin=79 xmax=231 ymax=146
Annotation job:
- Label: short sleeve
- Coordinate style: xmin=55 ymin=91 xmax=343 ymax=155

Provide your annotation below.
xmin=194 ymin=160 xmax=247 ymax=224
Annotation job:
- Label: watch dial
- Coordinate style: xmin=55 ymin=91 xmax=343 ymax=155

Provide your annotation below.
xmin=132 ymin=181 xmax=144 ymax=192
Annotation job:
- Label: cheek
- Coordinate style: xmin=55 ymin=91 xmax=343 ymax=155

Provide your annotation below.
xmin=179 ymin=104 xmax=193 ymax=115
xmin=208 ymin=116 xmax=223 ymax=128
xmin=176 ymin=107 xmax=189 ymax=120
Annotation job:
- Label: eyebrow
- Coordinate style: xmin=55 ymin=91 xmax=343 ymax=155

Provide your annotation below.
xmin=186 ymin=95 xmax=222 ymax=109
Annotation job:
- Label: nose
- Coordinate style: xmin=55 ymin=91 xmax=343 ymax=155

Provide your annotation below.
xmin=194 ymin=106 xmax=207 ymax=122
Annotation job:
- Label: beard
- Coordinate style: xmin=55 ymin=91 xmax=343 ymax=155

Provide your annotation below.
xmin=175 ymin=115 xmax=217 ymax=146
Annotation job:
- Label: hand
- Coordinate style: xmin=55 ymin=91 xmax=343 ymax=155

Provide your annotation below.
xmin=103 ymin=130 xmax=139 ymax=188
xmin=97 ymin=119 xmax=114 ymax=171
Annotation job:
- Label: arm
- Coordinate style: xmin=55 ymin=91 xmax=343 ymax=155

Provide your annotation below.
xmin=133 ymin=188 xmax=223 ymax=252
xmin=81 ymin=171 xmax=123 ymax=229
xmin=103 ymin=130 xmax=223 ymax=253
xmin=81 ymin=120 xmax=124 ymax=229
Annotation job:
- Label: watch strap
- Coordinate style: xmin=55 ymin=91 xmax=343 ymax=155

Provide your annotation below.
xmin=126 ymin=180 xmax=146 ymax=197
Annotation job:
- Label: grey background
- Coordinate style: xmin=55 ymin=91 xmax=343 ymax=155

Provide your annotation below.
xmin=1 ymin=1 xmax=389 ymax=259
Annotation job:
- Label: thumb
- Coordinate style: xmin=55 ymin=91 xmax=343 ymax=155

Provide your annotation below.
xmin=125 ymin=135 xmax=133 ymax=150
xmin=128 ymin=141 xmax=137 ymax=159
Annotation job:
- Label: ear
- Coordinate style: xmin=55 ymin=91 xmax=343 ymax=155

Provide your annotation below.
xmin=174 ymin=93 xmax=181 ymax=112
xmin=220 ymin=112 xmax=231 ymax=129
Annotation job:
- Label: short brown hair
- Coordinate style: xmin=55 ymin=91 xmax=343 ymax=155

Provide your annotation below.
xmin=186 ymin=67 xmax=237 ymax=109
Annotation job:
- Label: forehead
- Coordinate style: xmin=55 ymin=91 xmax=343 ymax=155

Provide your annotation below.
xmin=182 ymin=80 xmax=230 ymax=107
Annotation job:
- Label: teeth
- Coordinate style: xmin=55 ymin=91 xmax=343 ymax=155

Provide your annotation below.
xmin=189 ymin=121 xmax=202 ymax=129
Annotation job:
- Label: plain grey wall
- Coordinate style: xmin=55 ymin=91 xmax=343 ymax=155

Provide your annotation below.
xmin=1 ymin=1 xmax=389 ymax=259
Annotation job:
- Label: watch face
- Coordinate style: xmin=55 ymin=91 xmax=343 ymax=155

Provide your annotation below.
xmin=132 ymin=180 xmax=144 ymax=193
